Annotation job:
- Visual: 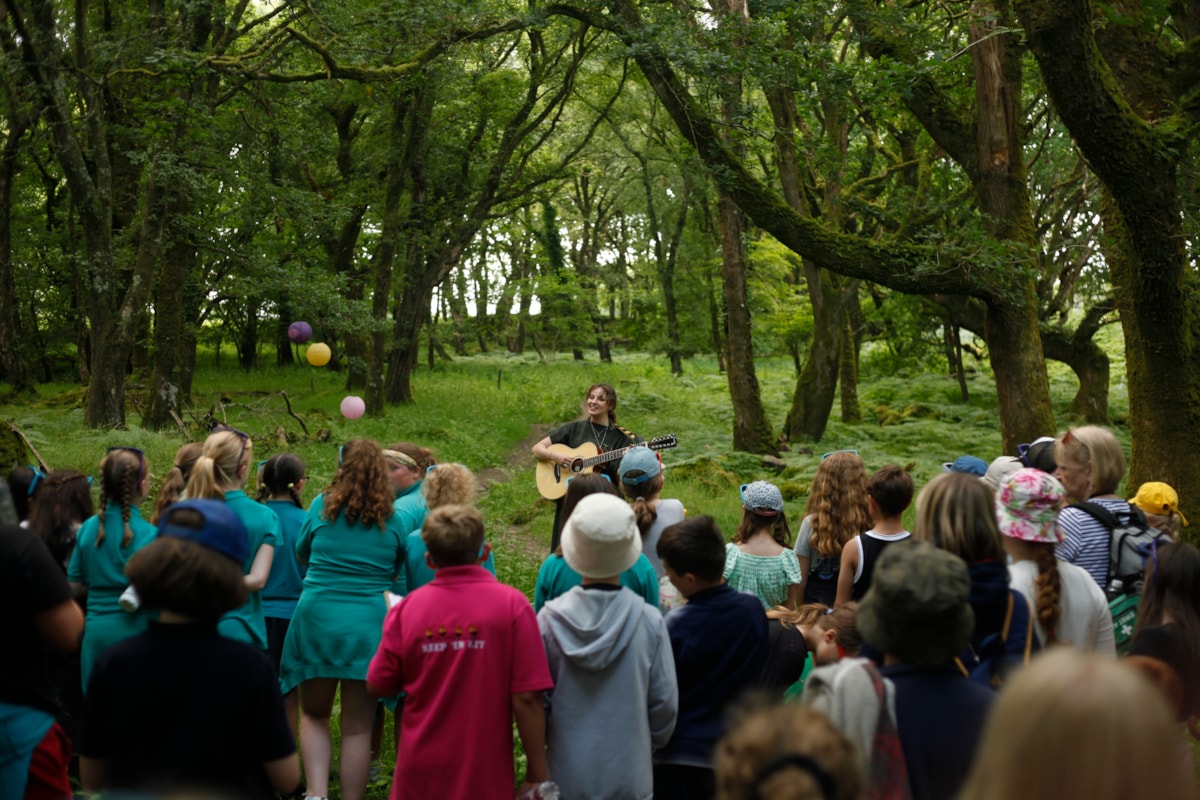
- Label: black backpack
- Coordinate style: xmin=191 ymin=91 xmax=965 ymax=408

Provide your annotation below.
xmin=1068 ymin=501 xmax=1167 ymax=595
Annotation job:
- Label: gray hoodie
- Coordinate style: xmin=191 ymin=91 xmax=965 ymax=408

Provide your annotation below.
xmin=538 ymin=585 xmax=678 ymax=800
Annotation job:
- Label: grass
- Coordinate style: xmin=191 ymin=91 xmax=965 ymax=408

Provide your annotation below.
xmin=0 ymin=343 xmax=1155 ymax=798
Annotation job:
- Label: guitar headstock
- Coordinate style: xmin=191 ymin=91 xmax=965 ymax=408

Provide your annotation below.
xmin=646 ymin=434 xmax=677 ymax=451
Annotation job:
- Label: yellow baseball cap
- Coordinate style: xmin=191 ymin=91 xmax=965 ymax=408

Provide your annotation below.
xmin=1128 ymin=482 xmax=1188 ymax=527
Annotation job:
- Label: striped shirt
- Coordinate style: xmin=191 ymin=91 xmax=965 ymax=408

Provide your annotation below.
xmin=1056 ymin=498 xmax=1131 ymax=590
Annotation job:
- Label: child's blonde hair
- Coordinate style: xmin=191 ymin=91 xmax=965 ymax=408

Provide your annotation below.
xmin=423 ymin=463 xmax=477 ymax=510
xmin=186 ymin=430 xmax=251 ymax=499
xmin=422 ymin=504 xmax=485 ymax=567
xmin=767 ymin=602 xmax=861 ymax=656
xmin=714 ymin=704 xmax=863 ymax=800
xmin=803 ymin=452 xmax=870 ymax=557
xmin=958 ymin=649 xmax=1189 ymax=800
xmin=96 ymin=447 xmax=147 ymax=548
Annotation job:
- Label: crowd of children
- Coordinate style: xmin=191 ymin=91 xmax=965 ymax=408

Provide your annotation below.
xmin=2 ymin=390 xmax=1198 ymax=800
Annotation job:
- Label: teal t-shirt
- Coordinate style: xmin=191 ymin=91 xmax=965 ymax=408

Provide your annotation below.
xmin=67 ymin=503 xmax=158 ymax=688
xmin=218 ymin=489 xmax=281 ymax=649
xmin=262 ymin=500 xmax=308 ymax=619
xmin=403 ymin=528 xmax=496 ymax=593
xmin=390 ymin=481 xmax=427 ymax=594
xmin=533 ymin=553 xmax=659 ymax=611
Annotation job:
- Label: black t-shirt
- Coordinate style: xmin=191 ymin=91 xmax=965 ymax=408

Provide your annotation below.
xmin=0 ymin=525 xmax=75 ymax=713
xmin=80 ymin=621 xmax=296 ymax=800
xmin=548 ymin=419 xmax=641 ymax=484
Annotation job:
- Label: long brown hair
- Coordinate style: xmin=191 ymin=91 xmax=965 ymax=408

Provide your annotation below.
xmin=804 ymin=452 xmax=870 ymax=557
xmin=97 ymin=448 xmax=146 ymax=548
xmin=28 ymin=470 xmax=94 ymax=566
xmin=151 ymin=442 xmax=203 ymax=524
xmin=733 ymin=507 xmax=792 ymax=548
xmin=913 ymin=472 xmax=1006 ymax=563
xmin=324 ymin=439 xmax=395 ymax=529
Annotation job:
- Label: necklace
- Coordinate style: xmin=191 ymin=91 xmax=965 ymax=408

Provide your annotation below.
xmin=590 ymin=421 xmax=610 ymax=451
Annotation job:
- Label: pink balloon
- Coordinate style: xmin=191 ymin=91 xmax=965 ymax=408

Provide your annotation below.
xmin=340 ymin=395 xmax=366 ymax=420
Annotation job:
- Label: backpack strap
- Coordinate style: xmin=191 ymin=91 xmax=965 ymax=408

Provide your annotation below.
xmin=1069 ymin=501 xmax=1122 ymax=590
xmin=1068 ymin=500 xmax=1122 ymax=530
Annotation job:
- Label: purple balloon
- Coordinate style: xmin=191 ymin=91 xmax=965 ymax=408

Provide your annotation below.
xmin=288 ymin=321 xmax=313 ymax=343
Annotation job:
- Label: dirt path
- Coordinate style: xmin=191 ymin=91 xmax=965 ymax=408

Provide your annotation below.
xmin=478 ymin=424 xmax=553 ymax=563
xmin=476 ymin=423 xmax=551 ymax=488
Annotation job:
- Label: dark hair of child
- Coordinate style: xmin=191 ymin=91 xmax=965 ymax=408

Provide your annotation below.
xmin=733 ymin=507 xmax=792 ymax=549
xmin=385 ymin=442 xmax=437 ymax=472
xmin=619 ymin=471 xmax=664 ymax=538
xmin=7 ymin=464 xmax=39 ymax=521
xmin=256 ymin=453 xmax=306 ymax=508
xmin=422 ymin=504 xmax=486 ymax=567
xmin=324 ymin=439 xmax=394 ymax=529
xmin=97 ymin=448 xmax=146 ymax=548
xmin=28 ymin=470 xmax=94 ymax=567
xmin=125 ymin=532 xmax=248 ymax=621
xmin=657 ymin=516 xmax=725 ymax=582
xmin=554 ymin=473 xmax=622 ymax=556
xmin=867 ymin=465 xmax=914 ymax=518
xmin=1134 ymin=541 xmax=1200 ymax=716
xmin=151 ymin=443 xmax=204 ymax=524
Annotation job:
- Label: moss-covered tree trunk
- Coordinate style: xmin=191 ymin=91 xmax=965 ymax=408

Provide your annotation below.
xmin=719 ymin=194 xmax=776 ymax=453
xmin=1015 ymin=0 xmax=1200 ymax=522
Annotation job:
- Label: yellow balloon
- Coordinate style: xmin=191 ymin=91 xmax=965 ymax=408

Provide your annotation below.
xmin=306 ymin=342 xmax=332 ymax=367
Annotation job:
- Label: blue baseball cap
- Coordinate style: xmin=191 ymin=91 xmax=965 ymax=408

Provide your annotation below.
xmin=942 ymin=455 xmax=988 ymax=477
xmin=619 ymin=446 xmax=662 ymax=485
xmin=157 ymin=499 xmax=249 ymax=564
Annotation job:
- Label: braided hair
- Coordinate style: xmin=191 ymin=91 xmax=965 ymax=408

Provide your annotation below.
xmin=97 ymin=448 xmax=145 ymax=548
xmin=1031 ymin=542 xmax=1062 ymax=645
xmin=257 ymin=453 xmax=306 ymax=508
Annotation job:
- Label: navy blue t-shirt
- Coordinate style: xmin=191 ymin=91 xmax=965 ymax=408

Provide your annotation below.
xmin=80 ymin=621 xmax=295 ymax=799
xmin=656 ymin=583 xmax=768 ymax=765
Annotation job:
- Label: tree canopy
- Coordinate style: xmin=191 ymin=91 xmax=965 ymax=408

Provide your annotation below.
xmin=0 ymin=0 xmax=1196 ymax=514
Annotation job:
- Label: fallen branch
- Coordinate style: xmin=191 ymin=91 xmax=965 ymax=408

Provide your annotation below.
xmin=8 ymin=421 xmax=49 ymax=472
xmin=279 ymin=391 xmax=309 ymax=434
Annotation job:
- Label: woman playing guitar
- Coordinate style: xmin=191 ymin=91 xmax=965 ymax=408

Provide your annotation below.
xmin=532 ymin=383 xmax=641 ymax=551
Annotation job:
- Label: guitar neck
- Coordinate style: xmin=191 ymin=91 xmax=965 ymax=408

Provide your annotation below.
xmin=579 ymin=445 xmax=634 ymax=469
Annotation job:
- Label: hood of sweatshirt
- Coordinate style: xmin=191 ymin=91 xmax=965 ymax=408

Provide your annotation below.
xmin=539 ymin=586 xmax=648 ymax=672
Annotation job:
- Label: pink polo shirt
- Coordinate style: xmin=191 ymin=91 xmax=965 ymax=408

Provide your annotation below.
xmin=368 ymin=565 xmax=552 ymax=800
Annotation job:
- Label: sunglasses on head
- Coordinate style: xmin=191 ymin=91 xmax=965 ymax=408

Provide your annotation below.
xmin=106 ymin=447 xmax=146 ymax=483
xmin=821 ymin=449 xmax=859 ymax=461
xmin=212 ymin=425 xmax=250 ymax=472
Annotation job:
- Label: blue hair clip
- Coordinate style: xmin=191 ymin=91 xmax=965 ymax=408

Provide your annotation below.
xmin=26 ymin=465 xmax=46 ymax=497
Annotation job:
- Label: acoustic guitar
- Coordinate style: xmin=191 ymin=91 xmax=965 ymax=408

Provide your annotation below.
xmin=535 ymin=435 xmax=678 ymax=500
